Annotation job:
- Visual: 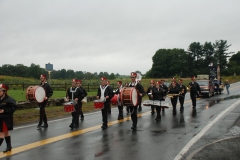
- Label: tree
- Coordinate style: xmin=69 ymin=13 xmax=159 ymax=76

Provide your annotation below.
xmin=213 ymin=40 xmax=233 ymax=71
xmin=108 ymin=73 xmax=115 ymax=80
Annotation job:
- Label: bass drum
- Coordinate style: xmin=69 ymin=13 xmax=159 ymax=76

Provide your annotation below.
xmin=120 ymin=87 xmax=138 ymax=106
xmin=26 ymin=86 xmax=46 ymax=103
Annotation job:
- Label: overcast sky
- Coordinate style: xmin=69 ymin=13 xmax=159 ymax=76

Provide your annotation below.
xmin=1 ymin=0 xmax=240 ymax=75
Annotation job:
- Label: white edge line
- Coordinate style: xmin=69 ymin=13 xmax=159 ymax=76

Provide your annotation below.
xmin=174 ymin=99 xmax=240 ymax=160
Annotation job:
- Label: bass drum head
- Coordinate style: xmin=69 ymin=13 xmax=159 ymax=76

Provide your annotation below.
xmin=131 ymin=88 xmax=138 ymax=106
xmin=35 ymin=86 xmax=46 ymax=103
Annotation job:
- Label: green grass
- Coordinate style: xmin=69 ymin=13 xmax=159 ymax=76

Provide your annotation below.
xmin=8 ymin=90 xmax=97 ymax=102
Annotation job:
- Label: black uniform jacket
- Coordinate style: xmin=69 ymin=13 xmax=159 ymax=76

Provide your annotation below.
xmin=78 ymin=86 xmax=88 ymax=103
xmin=97 ymin=85 xmax=113 ymax=105
xmin=160 ymin=84 xmax=168 ymax=97
xmin=179 ymin=85 xmax=187 ymax=96
xmin=40 ymin=82 xmax=53 ymax=99
xmin=152 ymin=87 xmax=165 ymax=101
xmin=147 ymin=86 xmax=155 ymax=100
xmin=188 ymin=82 xmax=201 ymax=94
xmin=0 ymin=95 xmax=17 ymax=130
xmin=66 ymin=87 xmax=81 ymax=101
xmin=168 ymin=86 xmax=179 ymax=95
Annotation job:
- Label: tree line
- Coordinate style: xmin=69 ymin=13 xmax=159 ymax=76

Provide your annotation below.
xmin=0 ymin=63 xmax=120 ymax=80
xmin=1 ymin=39 xmax=239 ymax=79
xmin=145 ymin=40 xmax=240 ymax=78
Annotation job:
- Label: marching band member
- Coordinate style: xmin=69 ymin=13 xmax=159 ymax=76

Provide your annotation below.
xmin=0 ymin=84 xmax=16 ymax=153
xmin=137 ymin=80 xmax=143 ymax=111
xmin=160 ymin=79 xmax=168 ymax=112
xmin=178 ymin=79 xmax=187 ymax=113
xmin=37 ymin=74 xmax=53 ymax=129
xmin=128 ymin=72 xmax=145 ymax=131
xmin=115 ymin=81 xmax=124 ymax=120
xmin=147 ymin=80 xmax=155 ymax=115
xmin=66 ymin=79 xmax=81 ymax=129
xmin=168 ymin=81 xmax=179 ymax=115
xmin=188 ymin=76 xmax=201 ymax=114
xmin=171 ymin=77 xmax=180 ymax=89
xmin=76 ymin=79 xmax=88 ymax=120
xmin=124 ymin=82 xmax=130 ymax=114
xmin=152 ymin=81 xmax=165 ymax=121
xmin=107 ymin=81 xmax=113 ymax=115
xmin=96 ymin=77 xmax=113 ymax=129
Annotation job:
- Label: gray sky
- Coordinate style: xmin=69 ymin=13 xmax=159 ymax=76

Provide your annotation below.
xmin=1 ymin=0 xmax=240 ymax=75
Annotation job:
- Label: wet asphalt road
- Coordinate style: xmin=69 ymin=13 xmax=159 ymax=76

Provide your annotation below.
xmin=1 ymin=82 xmax=240 ymax=160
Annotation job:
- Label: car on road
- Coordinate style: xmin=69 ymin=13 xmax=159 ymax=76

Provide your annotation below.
xmin=196 ymin=80 xmax=215 ymax=97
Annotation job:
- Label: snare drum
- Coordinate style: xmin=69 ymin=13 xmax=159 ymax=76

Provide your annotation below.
xmin=26 ymin=86 xmax=46 ymax=103
xmin=94 ymin=100 xmax=104 ymax=109
xmin=63 ymin=102 xmax=75 ymax=112
xmin=142 ymin=100 xmax=154 ymax=106
xmin=120 ymin=87 xmax=138 ymax=106
xmin=111 ymin=94 xmax=118 ymax=106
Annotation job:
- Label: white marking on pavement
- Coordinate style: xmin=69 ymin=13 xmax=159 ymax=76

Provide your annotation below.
xmin=174 ymin=99 xmax=240 ymax=160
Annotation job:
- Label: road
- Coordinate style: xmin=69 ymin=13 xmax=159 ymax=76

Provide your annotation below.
xmin=1 ymin=82 xmax=240 ymax=160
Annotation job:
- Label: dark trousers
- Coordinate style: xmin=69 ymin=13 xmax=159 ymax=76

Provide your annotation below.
xmin=126 ymin=106 xmax=130 ymax=113
xmin=156 ymin=106 xmax=161 ymax=118
xmin=39 ymin=100 xmax=48 ymax=125
xmin=129 ymin=106 xmax=138 ymax=127
xmin=179 ymin=95 xmax=185 ymax=110
xmin=71 ymin=104 xmax=80 ymax=125
xmin=151 ymin=105 xmax=155 ymax=113
xmin=118 ymin=105 xmax=123 ymax=118
xmin=102 ymin=103 xmax=110 ymax=126
xmin=190 ymin=92 xmax=197 ymax=107
xmin=138 ymin=97 xmax=142 ymax=109
xmin=78 ymin=103 xmax=84 ymax=118
xmin=171 ymin=97 xmax=178 ymax=113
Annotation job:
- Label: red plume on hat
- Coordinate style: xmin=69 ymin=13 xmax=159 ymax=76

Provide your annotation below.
xmin=179 ymin=79 xmax=183 ymax=82
xmin=76 ymin=79 xmax=82 ymax=83
xmin=117 ymin=81 xmax=122 ymax=85
xmin=130 ymin=72 xmax=137 ymax=77
xmin=191 ymin=76 xmax=195 ymax=80
xmin=72 ymin=79 xmax=77 ymax=82
xmin=156 ymin=81 xmax=161 ymax=85
xmin=0 ymin=84 xmax=9 ymax=91
xmin=150 ymin=80 xmax=155 ymax=84
xmin=100 ymin=77 xmax=107 ymax=81
xmin=40 ymin=74 xmax=47 ymax=79
xmin=172 ymin=81 xmax=176 ymax=84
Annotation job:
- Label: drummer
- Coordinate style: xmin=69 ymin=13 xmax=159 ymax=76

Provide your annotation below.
xmin=151 ymin=81 xmax=165 ymax=121
xmin=96 ymin=77 xmax=113 ymax=129
xmin=76 ymin=79 xmax=87 ymax=120
xmin=147 ymin=80 xmax=155 ymax=115
xmin=106 ymin=81 xmax=114 ymax=115
xmin=37 ymin=74 xmax=53 ymax=129
xmin=66 ymin=79 xmax=81 ymax=129
xmin=114 ymin=81 xmax=123 ymax=120
xmin=128 ymin=72 xmax=145 ymax=131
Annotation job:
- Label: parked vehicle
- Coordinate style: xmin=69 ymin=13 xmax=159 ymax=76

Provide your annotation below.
xmin=196 ymin=80 xmax=215 ymax=97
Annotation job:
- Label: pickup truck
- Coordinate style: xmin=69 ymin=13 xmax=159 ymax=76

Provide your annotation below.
xmin=196 ymin=80 xmax=215 ymax=97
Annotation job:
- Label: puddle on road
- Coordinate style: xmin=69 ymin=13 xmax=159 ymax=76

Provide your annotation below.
xmin=204 ymin=95 xmax=240 ymax=108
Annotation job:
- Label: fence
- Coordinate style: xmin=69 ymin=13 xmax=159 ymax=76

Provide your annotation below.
xmin=6 ymin=83 xmax=117 ymax=92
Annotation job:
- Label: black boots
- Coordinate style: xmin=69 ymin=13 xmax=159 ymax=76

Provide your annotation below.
xmin=3 ymin=136 xmax=12 ymax=153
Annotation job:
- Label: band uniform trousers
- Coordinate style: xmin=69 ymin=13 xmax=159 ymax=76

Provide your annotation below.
xmin=102 ymin=103 xmax=110 ymax=126
xmin=129 ymin=106 xmax=138 ymax=128
xmin=118 ymin=105 xmax=123 ymax=118
xmin=138 ymin=96 xmax=142 ymax=110
xmin=179 ymin=95 xmax=185 ymax=110
xmin=190 ymin=92 xmax=197 ymax=108
xmin=72 ymin=104 xmax=80 ymax=125
xmin=171 ymin=96 xmax=178 ymax=114
xmin=39 ymin=100 xmax=48 ymax=125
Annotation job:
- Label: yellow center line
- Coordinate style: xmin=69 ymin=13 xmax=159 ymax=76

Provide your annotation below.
xmin=0 ymin=111 xmax=152 ymax=158
xmin=1 ymin=86 xmax=238 ymax=158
